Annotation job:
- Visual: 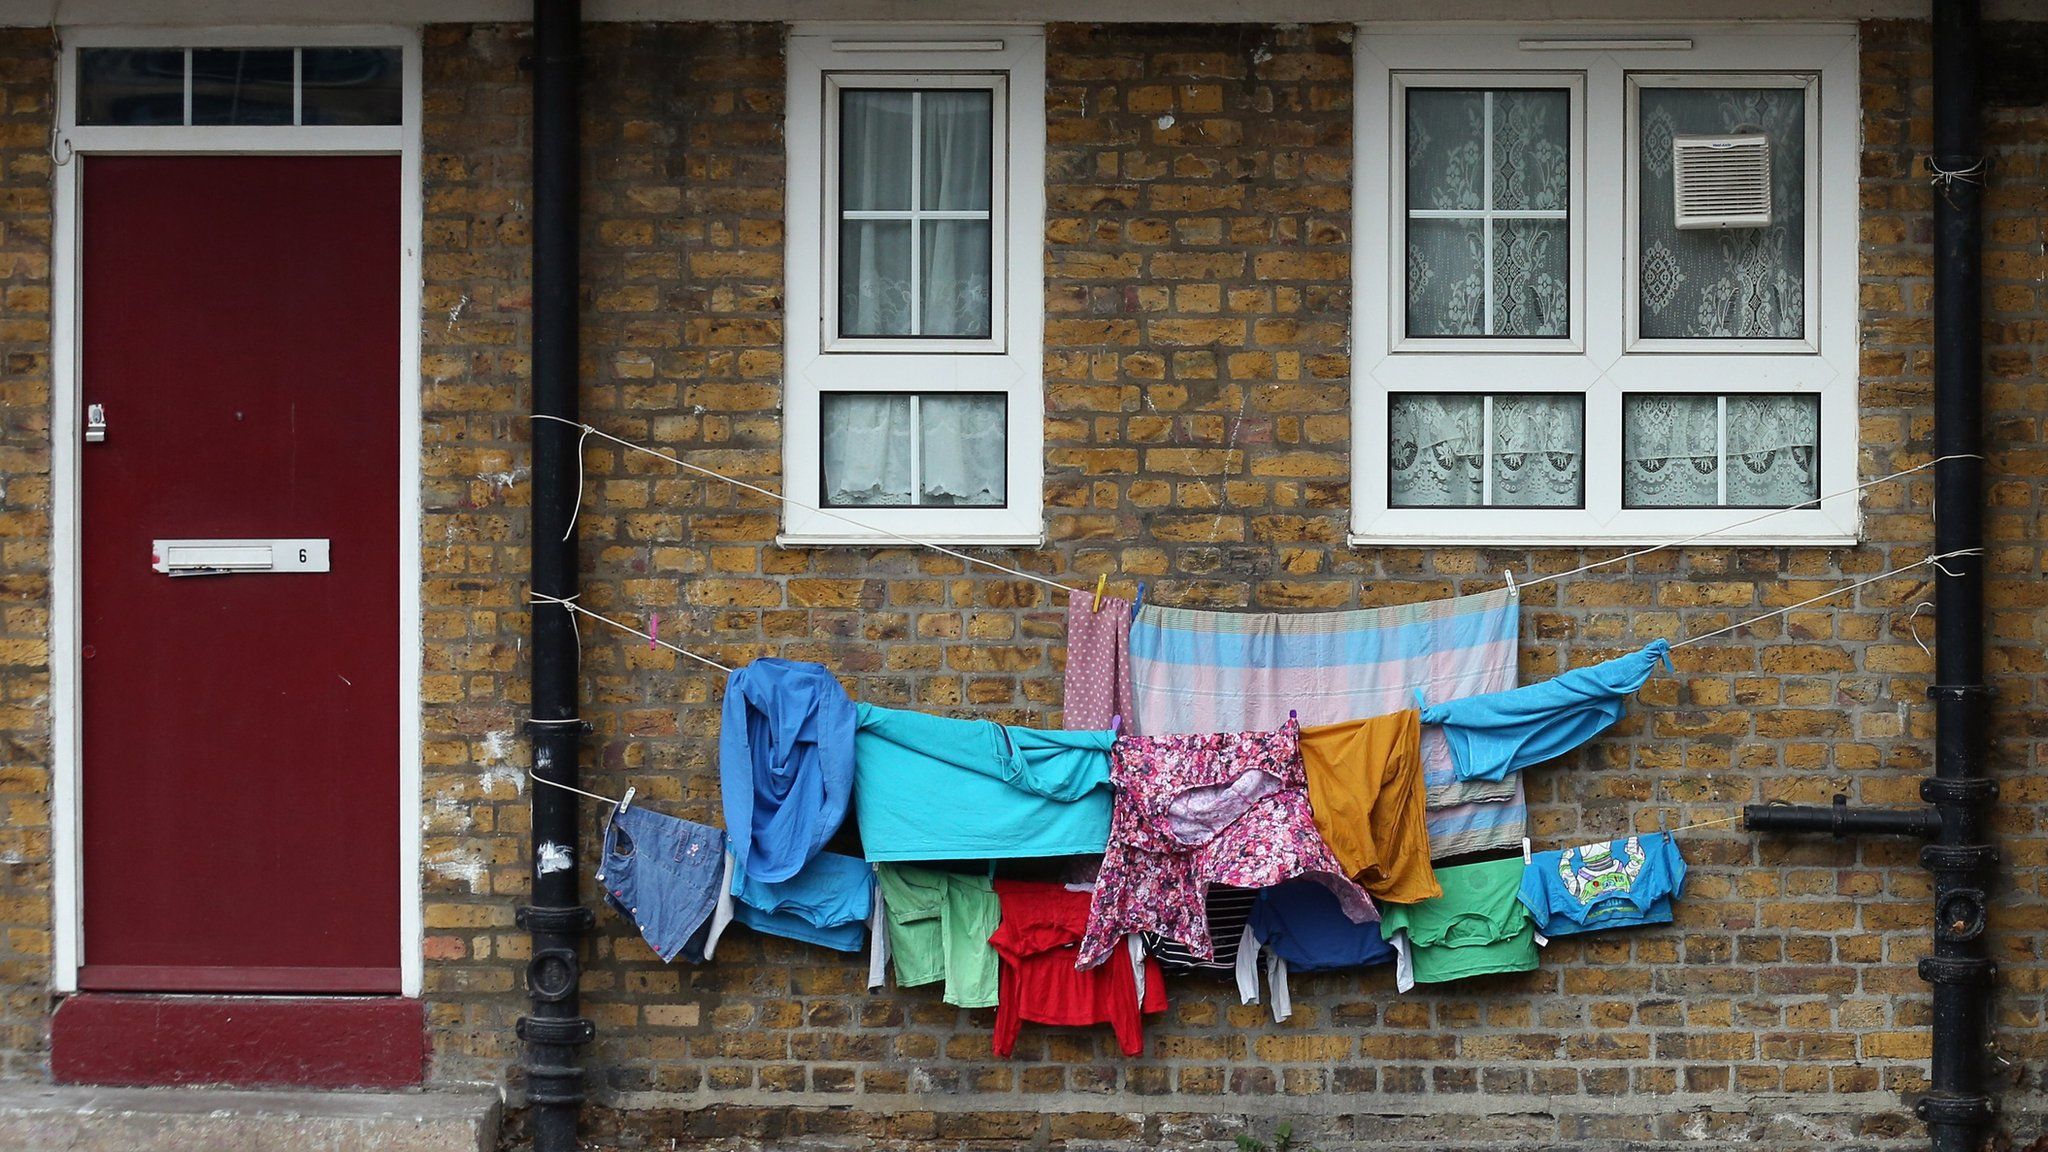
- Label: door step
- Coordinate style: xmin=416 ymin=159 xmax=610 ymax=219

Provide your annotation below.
xmin=0 ymin=1085 xmax=499 ymax=1152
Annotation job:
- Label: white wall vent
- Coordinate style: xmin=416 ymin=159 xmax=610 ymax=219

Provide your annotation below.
xmin=1671 ymin=133 xmax=1772 ymax=229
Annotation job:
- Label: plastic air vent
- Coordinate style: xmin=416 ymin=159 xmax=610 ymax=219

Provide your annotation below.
xmin=1671 ymin=133 xmax=1772 ymax=229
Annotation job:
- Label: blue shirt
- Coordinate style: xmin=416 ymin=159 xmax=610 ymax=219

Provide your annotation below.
xmin=1519 ymin=833 xmax=1687 ymax=938
xmin=720 ymin=658 xmax=856 ymax=891
xmin=1248 ymin=879 xmax=1395 ymax=972
xmin=731 ymin=850 xmax=873 ymax=953
xmin=1420 ymin=640 xmax=1672 ymax=781
xmin=852 ymin=704 xmax=1114 ymax=861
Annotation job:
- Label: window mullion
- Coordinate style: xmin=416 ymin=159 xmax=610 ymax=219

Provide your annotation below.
xmin=1480 ymin=395 xmax=1495 ymax=507
xmin=908 ymin=393 xmax=923 ymax=506
xmin=907 ymin=90 xmax=923 ymax=338
xmin=1715 ymin=395 xmax=1729 ymax=506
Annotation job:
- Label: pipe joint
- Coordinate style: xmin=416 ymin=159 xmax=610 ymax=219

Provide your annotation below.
xmin=1915 ymin=1092 xmax=1996 ymax=1124
xmin=518 ymin=1016 xmax=597 ymax=1046
xmin=1921 ymin=843 xmax=1999 ymax=873
xmin=1919 ymin=954 xmax=1998 ymax=987
xmin=1921 ymin=777 xmax=1997 ymax=806
xmin=518 ymin=904 xmax=597 ymax=934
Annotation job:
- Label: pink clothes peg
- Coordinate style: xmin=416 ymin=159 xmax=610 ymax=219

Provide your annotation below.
xmin=648 ymin=611 xmax=659 ymax=650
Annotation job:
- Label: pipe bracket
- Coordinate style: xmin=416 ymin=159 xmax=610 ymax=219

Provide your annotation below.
xmin=518 ymin=1016 xmax=596 ymax=1046
xmin=1918 ymin=955 xmax=1998 ymax=986
xmin=1926 ymin=684 xmax=1996 ymax=702
xmin=1915 ymin=1092 xmax=1996 ymax=1124
xmin=1921 ymin=777 xmax=1998 ymax=806
xmin=518 ymin=904 xmax=597 ymax=933
xmin=1921 ymin=843 xmax=1999 ymax=873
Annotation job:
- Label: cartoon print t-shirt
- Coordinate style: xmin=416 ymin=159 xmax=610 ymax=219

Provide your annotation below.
xmin=1518 ymin=832 xmax=1687 ymax=938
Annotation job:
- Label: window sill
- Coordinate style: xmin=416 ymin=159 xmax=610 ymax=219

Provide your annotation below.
xmin=777 ymin=531 xmax=1048 ymax=550
xmin=1347 ymin=531 xmax=1859 ymax=549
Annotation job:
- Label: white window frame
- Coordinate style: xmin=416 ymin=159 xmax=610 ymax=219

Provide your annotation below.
xmin=48 ymin=24 xmax=424 ymax=998
xmin=1352 ymin=25 xmax=1860 ymax=546
xmin=783 ymin=26 xmax=1045 ymax=545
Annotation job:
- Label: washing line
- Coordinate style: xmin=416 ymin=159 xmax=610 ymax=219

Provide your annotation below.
xmin=528 ymin=413 xmax=1975 ymax=600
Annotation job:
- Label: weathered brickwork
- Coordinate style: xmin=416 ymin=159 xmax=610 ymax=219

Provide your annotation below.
xmin=0 ymin=14 xmax=2039 ymax=1152
xmin=0 ymin=27 xmax=54 ymax=1083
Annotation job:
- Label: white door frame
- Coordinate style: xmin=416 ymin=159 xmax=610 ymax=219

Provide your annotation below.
xmin=48 ymin=24 xmax=425 ymax=998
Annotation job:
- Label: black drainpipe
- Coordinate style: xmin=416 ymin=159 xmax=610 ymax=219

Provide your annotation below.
xmin=519 ymin=3 xmax=591 ymax=1152
xmin=1744 ymin=2 xmax=1995 ymax=1148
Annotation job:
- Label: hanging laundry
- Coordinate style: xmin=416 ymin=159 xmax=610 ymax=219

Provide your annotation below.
xmin=853 ymin=704 xmax=1114 ymax=861
xmin=990 ymin=879 xmax=1166 ymax=1058
xmin=1077 ymin=717 xmax=1375 ymax=969
xmin=872 ymin=863 xmax=1001 ymax=1009
xmin=1520 ymin=833 xmax=1687 ymax=938
xmin=1126 ymin=589 xmax=1526 ymax=858
xmin=1375 ymin=857 xmax=1539 ymax=992
xmin=1064 ymin=591 xmax=1135 ymax=731
xmin=1299 ymin=710 xmax=1439 ymax=903
xmin=1419 ymin=639 xmax=1673 ymax=782
xmin=727 ymin=850 xmax=873 ymax=953
xmin=719 ymin=657 xmax=856 ymax=890
xmin=1142 ymin=884 xmax=1262 ymax=1008
xmin=595 ymin=805 xmax=727 ymax=965
xmin=1243 ymin=878 xmax=1399 ymax=1022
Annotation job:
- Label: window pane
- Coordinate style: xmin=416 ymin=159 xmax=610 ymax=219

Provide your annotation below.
xmin=1491 ymin=89 xmax=1569 ymax=211
xmin=918 ymin=394 xmax=1006 ymax=506
xmin=76 ymin=48 xmax=185 ymax=126
xmin=190 ymin=49 xmax=294 ymax=125
xmin=840 ymin=90 xmax=913 ymax=211
xmin=1406 ymin=218 xmax=1486 ymax=337
xmin=1492 ymin=219 xmax=1568 ymax=337
xmin=1637 ymin=86 xmax=1807 ymax=339
xmin=1624 ymin=394 xmax=1720 ymax=507
xmin=821 ymin=394 xmax=913 ymax=506
xmin=1490 ymin=394 xmax=1582 ymax=507
xmin=839 ymin=220 xmax=912 ymax=337
xmin=920 ymin=90 xmax=993 ymax=211
xmin=921 ymin=220 xmax=993 ymax=338
xmin=1389 ymin=394 xmax=1483 ymax=507
xmin=1406 ymin=90 xmax=1485 ymax=212
xmin=1405 ymin=87 xmax=1571 ymax=340
xmin=300 ymin=48 xmax=401 ymax=126
xmin=1725 ymin=394 xmax=1819 ymax=507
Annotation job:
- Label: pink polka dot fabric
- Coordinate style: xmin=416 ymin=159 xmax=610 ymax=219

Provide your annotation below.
xmin=1065 ymin=591 xmax=1136 ymax=732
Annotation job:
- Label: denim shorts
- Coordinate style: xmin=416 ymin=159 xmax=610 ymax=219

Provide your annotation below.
xmin=597 ymin=805 xmax=726 ymax=964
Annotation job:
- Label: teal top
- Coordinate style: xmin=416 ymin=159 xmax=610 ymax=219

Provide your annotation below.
xmin=852 ymin=704 xmax=1115 ymax=861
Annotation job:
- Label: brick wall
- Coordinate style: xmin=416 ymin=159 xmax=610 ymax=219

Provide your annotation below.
xmin=0 ymin=26 xmax=53 ymax=1083
xmin=425 ymin=19 xmax=2048 ymax=1150
xmin=0 ymin=13 xmax=2034 ymax=1152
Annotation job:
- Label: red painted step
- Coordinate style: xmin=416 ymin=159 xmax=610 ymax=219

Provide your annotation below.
xmin=52 ymin=994 xmax=425 ymax=1089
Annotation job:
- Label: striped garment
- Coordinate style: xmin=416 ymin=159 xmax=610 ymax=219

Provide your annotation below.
xmin=1127 ymin=587 xmax=1525 ymax=859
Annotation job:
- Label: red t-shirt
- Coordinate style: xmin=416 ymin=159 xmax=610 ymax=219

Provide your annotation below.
xmin=989 ymin=879 xmax=1166 ymax=1058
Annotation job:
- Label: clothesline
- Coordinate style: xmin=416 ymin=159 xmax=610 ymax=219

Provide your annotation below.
xmin=527 ymin=413 xmax=1979 ymax=602
xmin=1666 ymin=548 xmax=1981 ymax=649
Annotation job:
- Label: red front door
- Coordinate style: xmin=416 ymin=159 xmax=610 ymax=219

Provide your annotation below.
xmin=78 ymin=156 xmax=402 ymax=994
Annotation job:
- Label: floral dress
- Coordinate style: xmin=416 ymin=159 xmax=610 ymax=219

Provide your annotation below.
xmin=1077 ymin=717 xmax=1376 ymax=969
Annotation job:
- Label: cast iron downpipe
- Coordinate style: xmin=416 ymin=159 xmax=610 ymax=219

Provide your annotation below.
xmin=1745 ymin=2 xmax=1996 ymax=1148
xmin=519 ymin=3 xmax=590 ymax=1152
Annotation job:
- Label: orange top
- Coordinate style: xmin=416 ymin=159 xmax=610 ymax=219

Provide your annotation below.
xmin=1299 ymin=710 xmax=1440 ymax=904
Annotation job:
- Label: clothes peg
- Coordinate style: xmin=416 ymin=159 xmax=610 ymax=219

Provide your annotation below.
xmin=1504 ymin=569 xmax=1517 ymax=598
xmin=1131 ymin=582 xmax=1147 ymax=620
xmin=1521 ymin=837 xmax=1533 ymax=864
xmin=617 ymin=785 xmax=637 ymax=819
xmin=1111 ymin=714 xmax=1123 ymax=734
xmin=1092 ymin=573 xmax=1106 ymax=613
xmin=648 ymin=611 xmax=659 ymax=650
xmin=1288 ymin=709 xmax=1298 ymax=723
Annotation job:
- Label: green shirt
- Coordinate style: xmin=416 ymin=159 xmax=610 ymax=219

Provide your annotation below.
xmin=874 ymin=864 xmax=1000 ymax=1009
xmin=1376 ymin=856 xmax=1538 ymax=988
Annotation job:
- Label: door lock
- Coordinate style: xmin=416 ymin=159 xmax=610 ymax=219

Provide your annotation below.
xmin=85 ymin=404 xmax=106 ymax=443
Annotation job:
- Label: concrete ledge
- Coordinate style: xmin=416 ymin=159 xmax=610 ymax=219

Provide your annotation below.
xmin=0 ymin=1085 xmax=500 ymax=1152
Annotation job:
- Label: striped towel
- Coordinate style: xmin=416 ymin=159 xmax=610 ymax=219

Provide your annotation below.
xmin=1128 ymin=588 xmax=1524 ymax=859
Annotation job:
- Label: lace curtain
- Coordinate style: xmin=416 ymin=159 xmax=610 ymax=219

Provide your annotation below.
xmin=1623 ymin=394 xmax=1819 ymax=507
xmin=821 ymin=394 xmax=1007 ymax=507
xmin=839 ymin=89 xmax=994 ymax=339
xmin=1405 ymin=88 xmax=1571 ymax=338
xmin=1388 ymin=394 xmax=1582 ymax=507
xmin=1638 ymin=87 xmax=1806 ymax=339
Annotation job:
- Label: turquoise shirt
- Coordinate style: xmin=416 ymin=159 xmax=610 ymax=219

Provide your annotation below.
xmin=853 ymin=704 xmax=1114 ymax=861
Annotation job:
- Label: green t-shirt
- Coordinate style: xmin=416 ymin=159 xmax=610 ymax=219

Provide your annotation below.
xmin=874 ymin=863 xmax=1000 ymax=1009
xmin=1376 ymin=856 xmax=1538 ymax=988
